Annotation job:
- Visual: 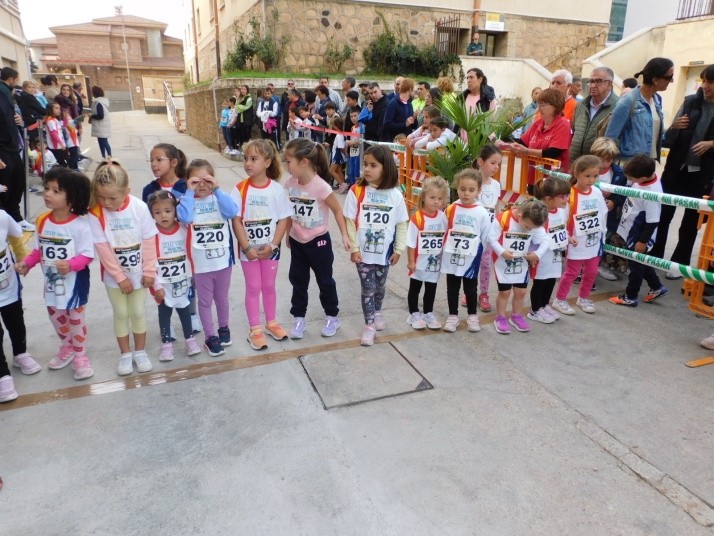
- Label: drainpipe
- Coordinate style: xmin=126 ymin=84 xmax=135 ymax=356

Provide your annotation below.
xmin=472 ymin=0 xmax=481 ymax=34
xmin=191 ymin=0 xmax=199 ymax=83
xmin=213 ymin=0 xmax=221 ymax=77
xmin=261 ymin=0 xmax=267 ymax=38
xmin=211 ymin=77 xmax=221 ymax=152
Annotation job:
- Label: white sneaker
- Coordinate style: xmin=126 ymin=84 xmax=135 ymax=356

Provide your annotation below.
xmin=19 ymin=220 xmax=35 ymax=232
xmin=527 ymin=308 xmax=555 ymax=324
xmin=665 ymin=271 xmax=683 ymax=280
xmin=576 ymin=297 xmax=596 ymax=313
xmin=551 ymin=299 xmax=576 ymax=316
xmin=230 ymin=149 xmax=239 ymax=155
xmin=133 ymin=350 xmax=153 ymax=373
xmin=466 ymin=314 xmax=481 ymax=332
xmin=597 ymin=265 xmax=618 ymax=281
xmin=443 ymin=315 xmax=459 ymax=332
xmin=223 ymin=146 xmax=231 ymax=154
xmin=117 ymin=352 xmax=133 ymax=376
xmin=191 ymin=314 xmax=202 ymax=333
xmin=543 ymin=305 xmax=560 ymax=320
xmin=422 ymin=312 xmax=442 ymax=330
xmin=406 ymin=312 xmax=427 ymax=330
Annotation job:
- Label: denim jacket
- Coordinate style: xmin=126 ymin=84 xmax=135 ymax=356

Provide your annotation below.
xmin=604 ymin=88 xmax=664 ymax=161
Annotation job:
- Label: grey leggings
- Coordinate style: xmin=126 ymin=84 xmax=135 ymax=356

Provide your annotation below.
xmin=158 ymin=302 xmax=193 ymax=343
xmin=357 ymin=263 xmax=390 ymax=324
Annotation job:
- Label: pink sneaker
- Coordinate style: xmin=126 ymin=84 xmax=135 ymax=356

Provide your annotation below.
xmin=185 ymin=337 xmax=202 ymax=356
xmin=494 ymin=315 xmax=511 ymax=334
xmin=0 ymin=375 xmax=18 ymax=402
xmin=374 ymin=311 xmax=385 ymax=331
xmin=160 ymin=342 xmax=174 ymax=362
xmin=72 ymin=356 xmax=94 ymax=380
xmin=361 ymin=325 xmax=376 ymax=346
xmin=509 ymin=314 xmax=531 ymax=332
xmin=13 ymin=353 xmax=41 ymax=375
xmin=49 ymin=346 xmax=75 ymax=370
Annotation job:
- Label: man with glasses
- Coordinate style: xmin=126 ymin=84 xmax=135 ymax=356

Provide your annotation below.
xmin=570 ymin=67 xmax=619 ymax=162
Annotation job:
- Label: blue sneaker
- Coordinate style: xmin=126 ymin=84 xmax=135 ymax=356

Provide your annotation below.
xmin=204 ymin=336 xmax=225 ymax=357
xmin=609 ymin=294 xmax=638 ymax=307
xmin=321 ymin=316 xmax=340 ymax=337
xmin=290 ymin=317 xmax=306 ymax=339
xmin=218 ymin=327 xmax=232 ymax=346
xmin=644 ymin=286 xmax=668 ymax=303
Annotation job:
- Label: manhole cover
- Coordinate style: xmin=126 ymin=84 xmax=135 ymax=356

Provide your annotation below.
xmin=300 ymin=343 xmax=432 ymax=409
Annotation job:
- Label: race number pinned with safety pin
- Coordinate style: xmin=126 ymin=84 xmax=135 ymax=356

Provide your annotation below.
xmin=244 ymin=219 xmax=273 ymax=245
xmin=548 ymin=224 xmax=568 ymax=250
xmin=39 ymin=236 xmax=74 ymax=267
xmin=192 ymin=222 xmax=229 ymax=250
xmin=0 ymin=248 xmax=11 ymax=283
xmin=114 ymin=244 xmax=141 ymax=273
xmin=289 ymin=196 xmax=320 ymax=226
xmin=359 ymin=203 xmax=393 ymax=230
xmin=445 ymin=230 xmax=478 ymax=256
xmin=158 ymin=255 xmax=188 ymax=284
xmin=505 ymin=232 xmax=531 ymax=258
xmin=419 ymin=231 xmax=445 ymax=254
xmin=574 ymin=211 xmax=601 ymax=237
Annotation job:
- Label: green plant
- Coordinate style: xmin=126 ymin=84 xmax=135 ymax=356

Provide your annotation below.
xmin=324 ymin=38 xmax=354 ymax=73
xmin=224 ymin=11 xmax=290 ymax=72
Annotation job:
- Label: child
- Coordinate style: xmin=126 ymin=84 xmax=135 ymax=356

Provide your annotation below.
xmin=552 ymin=155 xmax=608 ymax=315
xmin=344 ymin=145 xmax=409 ymax=346
xmin=440 ymin=169 xmax=492 ymax=333
xmin=45 ymin=103 xmax=67 ymax=168
xmin=178 ymin=160 xmax=239 ymax=357
xmin=414 ymin=118 xmax=457 ymax=150
xmin=143 ymin=143 xmax=189 ymax=203
xmin=591 ymin=137 xmax=628 ymax=279
xmin=283 ymin=138 xmax=352 ymax=339
xmin=220 ymin=99 xmax=233 ymax=155
xmin=529 ymin=176 xmax=575 ymax=323
xmin=464 ymin=144 xmax=503 ymax=313
xmin=148 ymin=191 xmax=202 ymax=360
xmin=88 ymin=160 xmax=158 ymax=375
xmin=287 ymin=108 xmax=300 ymax=141
xmin=231 ymin=140 xmax=291 ymax=350
xmin=331 ymin=115 xmax=348 ymax=193
xmin=489 ymin=199 xmax=549 ymax=333
xmin=0 ymin=211 xmax=38 ymax=402
xmin=407 ymin=106 xmax=439 ymax=149
xmin=62 ymin=111 xmax=80 ymax=171
xmin=297 ymin=106 xmax=314 ymax=139
xmin=392 ymin=134 xmax=407 ymax=168
xmin=609 ymin=154 xmax=668 ymax=307
xmin=16 ymin=167 xmax=93 ymax=380
xmin=228 ymin=96 xmax=239 ymax=155
xmin=346 ymin=107 xmax=363 ymax=185
xmin=406 ymin=176 xmax=449 ymax=330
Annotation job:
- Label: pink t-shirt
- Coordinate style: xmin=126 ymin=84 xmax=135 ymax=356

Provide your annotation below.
xmin=285 ymin=174 xmax=334 ymax=243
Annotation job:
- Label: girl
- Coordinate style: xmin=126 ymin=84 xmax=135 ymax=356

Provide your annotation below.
xmin=0 ymin=209 xmax=37 ymax=402
xmin=489 ymin=199 xmax=549 ymax=334
xmin=529 ymin=176 xmax=576 ymax=323
xmin=466 ymin=145 xmax=503 ymax=313
xmin=414 ymin=118 xmax=457 ymax=150
xmin=62 ymin=110 xmax=81 ymax=171
xmin=407 ymin=106 xmax=439 ymax=148
xmin=283 ymin=138 xmax=352 ymax=339
xmin=89 ymin=160 xmax=158 ymax=376
xmin=89 ymin=86 xmax=111 ymax=159
xmin=406 ymin=176 xmax=449 ymax=330
xmin=45 ymin=103 xmax=68 ymax=168
xmin=219 ymin=99 xmax=233 ymax=155
xmin=441 ymin=169 xmax=492 ymax=334
xmin=331 ymin=116 xmax=348 ymax=193
xmin=178 ymin=160 xmax=239 ymax=357
xmin=15 ymin=168 xmax=93 ymax=380
xmin=148 ymin=191 xmax=201 ymax=361
xmin=552 ymin=155 xmax=608 ymax=315
xmin=344 ymin=145 xmax=409 ymax=346
xmin=231 ymin=140 xmax=291 ymax=351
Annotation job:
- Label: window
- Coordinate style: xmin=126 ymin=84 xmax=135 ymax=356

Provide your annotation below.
xmin=115 ymin=76 xmax=122 ymax=83
xmin=209 ymin=1 xmax=214 ymax=21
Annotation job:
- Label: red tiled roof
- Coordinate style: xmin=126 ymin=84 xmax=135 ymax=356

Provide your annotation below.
xmin=92 ymin=15 xmax=168 ymax=27
xmin=29 ymin=37 xmax=57 ymax=46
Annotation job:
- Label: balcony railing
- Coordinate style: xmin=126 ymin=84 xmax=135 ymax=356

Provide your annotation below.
xmin=677 ymin=0 xmax=714 ymax=19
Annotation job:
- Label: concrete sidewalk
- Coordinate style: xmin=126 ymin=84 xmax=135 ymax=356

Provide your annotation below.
xmin=1 ymin=112 xmax=713 ymax=535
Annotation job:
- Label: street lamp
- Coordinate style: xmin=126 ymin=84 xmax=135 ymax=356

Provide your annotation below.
xmin=115 ymin=5 xmax=134 ymax=110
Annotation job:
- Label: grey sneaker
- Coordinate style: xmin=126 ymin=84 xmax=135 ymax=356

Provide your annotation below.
xmin=321 ymin=316 xmax=340 ymax=337
xmin=422 ymin=312 xmax=442 ymax=330
xmin=597 ymin=265 xmax=618 ymax=281
xmin=576 ymin=297 xmax=596 ymax=313
xmin=551 ymin=299 xmax=576 ymax=316
xmin=291 ymin=317 xmax=306 ymax=339
xmin=133 ymin=350 xmax=153 ymax=373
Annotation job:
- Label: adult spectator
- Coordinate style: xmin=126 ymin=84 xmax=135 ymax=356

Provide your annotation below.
xmin=504 ymin=88 xmax=571 ymax=193
xmin=17 ymin=81 xmax=46 ymax=138
xmin=621 ymin=78 xmax=638 ymax=97
xmin=72 ymin=81 xmax=85 ymax=114
xmin=319 ymin=76 xmax=342 ymax=112
xmin=55 ymin=83 xmax=78 ymax=118
xmin=549 ymin=69 xmax=577 ymax=123
xmin=459 ymin=68 xmax=496 ymax=140
xmin=89 ymin=86 xmax=111 ymax=158
xmin=280 ymin=79 xmax=294 ymax=136
xmin=522 ymin=87 xmax=542 ymax=130
xmin=413 ymin=82 xmax=429 ymax=114
xmin=387 ymin=76 xmax=404 ymax=101
xmin=341 ymin=76 xmax=356 ymax=113
xmin=358 ymin=81 xmax=370 ymax=107
xmin=257 ymin=86 xmax=281 ymax=150
xmin=650 ymin=65 xmax=714 ymax=278
xmin=437 ymin=76 xmax=458 ymax=108
xmin=304 ymin=89 xmax=317 ymax=116
xmin=313 ymin=85 xmax=333 ymax=143
xmin=466 ymin=32 xmax=484 ymax=56
xmin=234 ymin=85 xmax=254 ymax=151
xmin=0 ymin=67 xmax=33 ymax=235
xmin=605 ymin=57 xmax=673 ymax=163
xmin=570 ymin=77 xmax=583 ymax=101
xmin=41 ymin=74 xmax=60 ymax=101
xmin=570 ymin=67 xmax=619 ymax=162
xmin=382 ymin=77 xmax=416 ymax=141
xmin=360 ymin=82 xmax=388 ymax=142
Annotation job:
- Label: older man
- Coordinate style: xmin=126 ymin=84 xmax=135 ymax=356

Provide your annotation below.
xmin=549 ymin=69 xmax=578 ymax=123
xmin=319 ymin=76 xmax=342 ymax=112
xmin=387 ymin=76 xmax=404 ymax=101
xmin=570 ymin=67 xmax=619 ymax=161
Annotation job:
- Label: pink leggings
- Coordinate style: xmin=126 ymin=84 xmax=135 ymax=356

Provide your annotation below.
xmin=48 ymin=305 xmax=87 ymax=357
xmin=194 ymin=266 xmax=232 ymax=339
xmin=556 ymin=256 xmax=600 ymax=300
xmin=241 ymin=259 xmax=279 ymax=328
xmin=479 ymin=245 xmax=492 ymax=292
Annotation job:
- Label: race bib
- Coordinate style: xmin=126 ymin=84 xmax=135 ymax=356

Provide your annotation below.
xmin=621 ymin=199 xmax=634 ymax=222
xmin=289 ymin=196 xmax=320 ymax=226
xmin=115 ymin=244 xmax=141 ymax=273
xmin=244 ymin=219 xmax=273 ymax=245
xmin=158 ymin=255 xmax=188 ymax=284
xmin=505 ymin=232 xmax=531 ymax=258
xmin=39 ymin=236 xmax=75 ymax=267
xmin=548 ymin=224 xmax=568 ymax=251
xmin=359 ymin=204 xmax=393 ymax=230
xmin=574 ymin=211 xmax=601 ymax=237
xmin=0 ymin=248 xmax=10 ymax=282
xmin=349 ymin=145 xmax=359 ymax=158
xmin=445 ymin=231 xmax=478 ymax=256
xmin=419 ymin=231 xmax=444 ymax=254
xmin=192 ymin=222 xmax=229 ymax=250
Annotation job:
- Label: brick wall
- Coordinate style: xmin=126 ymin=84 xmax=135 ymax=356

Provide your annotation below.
xmin=164 ymin=44 xmax=184 ymax=61
xmin=57 ymin=34 xmax=111 ymax=61
xmin=109 ymin=36 xmax=143 ymax=62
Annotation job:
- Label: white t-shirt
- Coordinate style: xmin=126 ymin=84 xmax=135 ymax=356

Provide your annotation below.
xmin=0 ymin=211 xmax=22 ymax=308
xmin=488 ymin=210 xmax=549 ymax=284
xmin=476 ymin=178 xmax=502 ymax=222
xmin=535 ymin=207 xmax=569 ymax=280
xmin=186 ymin=194 xmax=236 ymax=274
xmin=343 ymin=184 xmax=409 ymax=266
xmin=89 ymin=195 xmax=158 ymax=289
xmin=566 ymin=186 xmax=608 ymax=260
xmin=617 ymin=176 xmax=662 ymax=251
xmin=406 ymin=210 xmax=448 ymax=283
xmin=599 ymin=168 xmax=613 ymax=185
xmin=35 ymin=211 xmax=94 ymax=309
xmin=45 ymin=117 xmax=64 ymax=150
xmin=231 ymin=179 xmax=292 ymax=262
xmin=333 ymin=134 xmax=346 ymax=159
xmin=440 ymin=202 xmax=492 ymax=277
xmin=155 ymin=223 xmax=192 ymax=308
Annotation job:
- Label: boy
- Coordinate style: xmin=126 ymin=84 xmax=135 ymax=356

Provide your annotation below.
xmin=609 ymin=154 xmax=668 ymax=307
xmin=346 ymin=107 xmax=362 ymax=185
xmin=323 ymin=101 xmax=338 ymax=158
xmin=296 ymin=106 xmax=314 ymax=140
xmin=343 ymin=90 xmax=360 ymax=131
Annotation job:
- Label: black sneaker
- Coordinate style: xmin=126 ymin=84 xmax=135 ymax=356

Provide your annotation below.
xmin=204 ymin=336 xmax=225 ymax=357
xmin=218 ymin=326 xmax=232 ymax=346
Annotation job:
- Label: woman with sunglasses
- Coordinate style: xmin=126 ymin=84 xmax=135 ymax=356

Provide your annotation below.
xmin=604 ymin=57 xmax=674 ymax=165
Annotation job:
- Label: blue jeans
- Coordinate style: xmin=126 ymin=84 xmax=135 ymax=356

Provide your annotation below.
xmin=221 ymin=126 xmax=232 ymax=149
xmin=97 ymin=137 xmax=111 ymax=158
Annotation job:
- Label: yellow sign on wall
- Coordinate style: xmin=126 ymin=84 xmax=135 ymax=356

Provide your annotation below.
xmin=485 ymin=13 xmax=505 ymax=32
